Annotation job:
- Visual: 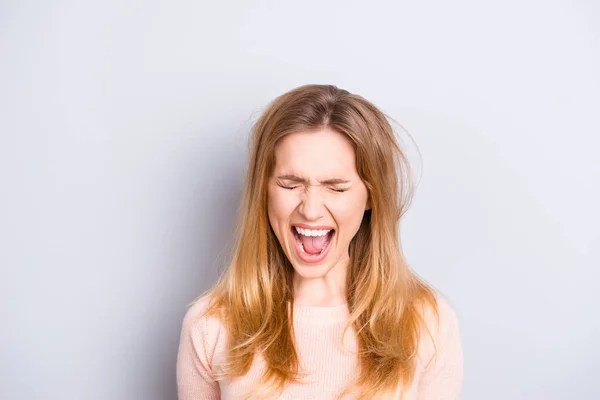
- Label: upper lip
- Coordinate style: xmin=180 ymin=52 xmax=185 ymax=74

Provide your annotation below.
xmin=292 ymin=223 xmax=335 ymax=230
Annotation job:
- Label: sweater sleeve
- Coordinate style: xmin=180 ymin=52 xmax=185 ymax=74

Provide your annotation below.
xmin=176 ymin=298 xmax=222 ymax=400
xmin=416 ymin=298 xmax=464 ymax=400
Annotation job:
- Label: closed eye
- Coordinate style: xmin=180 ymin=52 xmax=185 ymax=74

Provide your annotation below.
xmin=278 ymin=183 xmax=298 ymax=190
xmin=277 ymin=182 xmax=347 ymax=192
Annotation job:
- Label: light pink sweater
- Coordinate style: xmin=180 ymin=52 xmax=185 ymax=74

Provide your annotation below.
xmin=177 ymin=295 xmax=463 ymax=400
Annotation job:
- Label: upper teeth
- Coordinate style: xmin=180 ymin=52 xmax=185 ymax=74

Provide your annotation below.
xmin=295 ymin=227 xmax=331 ymax=237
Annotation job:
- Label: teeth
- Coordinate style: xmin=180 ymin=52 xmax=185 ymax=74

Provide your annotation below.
xmin=294 ymin=227 xmax=332 ymax=237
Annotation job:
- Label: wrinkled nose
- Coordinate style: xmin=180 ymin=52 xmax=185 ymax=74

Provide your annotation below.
xmin=298 ymin=187 xmax=324 ymax=221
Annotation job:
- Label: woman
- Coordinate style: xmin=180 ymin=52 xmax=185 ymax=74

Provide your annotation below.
xmin=177 ymin=84 xmax=463 ymax=399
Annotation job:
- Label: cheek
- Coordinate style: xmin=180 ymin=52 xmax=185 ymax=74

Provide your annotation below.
xmin=333 ymin=201 xmax=367 ymax=232
xmin=267 ymin=191 xmax=298 ymax=225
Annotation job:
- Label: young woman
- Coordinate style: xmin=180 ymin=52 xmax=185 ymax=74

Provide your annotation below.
xmin=177 ymin=84 xmax=463 ymax=399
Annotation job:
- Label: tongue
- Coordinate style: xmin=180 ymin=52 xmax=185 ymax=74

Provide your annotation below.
xmin=299 ymin=234 xmax=328 ymax=254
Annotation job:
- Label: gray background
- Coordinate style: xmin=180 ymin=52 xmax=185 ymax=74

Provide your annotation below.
xmin=1 ymin=1 xmax=599 ymax=399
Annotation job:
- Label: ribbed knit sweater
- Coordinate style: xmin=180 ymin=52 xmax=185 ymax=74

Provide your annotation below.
xmin=177 ymin=295 xmax=463 ymax=399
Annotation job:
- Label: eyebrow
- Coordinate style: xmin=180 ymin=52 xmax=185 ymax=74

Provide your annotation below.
xmin=276 ymin=174 xmax=351 ymax=185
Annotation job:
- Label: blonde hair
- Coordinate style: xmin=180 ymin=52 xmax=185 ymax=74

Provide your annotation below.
xmin=195 ymin=84 xmax=438 ymax=399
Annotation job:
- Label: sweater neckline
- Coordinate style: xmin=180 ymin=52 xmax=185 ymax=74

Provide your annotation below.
xmin=290 ymin=302 xmax=349 ymax=324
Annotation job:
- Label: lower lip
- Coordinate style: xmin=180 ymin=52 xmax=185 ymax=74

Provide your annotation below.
xmin=291 ymin=228 xmax=335 ymax=264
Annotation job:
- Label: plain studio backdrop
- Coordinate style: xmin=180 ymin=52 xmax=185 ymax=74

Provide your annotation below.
xmin=1 ymin=1 xmax=599 ymax=399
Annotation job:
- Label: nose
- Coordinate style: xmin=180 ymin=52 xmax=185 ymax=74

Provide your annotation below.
xmin=298 ymin=186 xmax=325 ymax=221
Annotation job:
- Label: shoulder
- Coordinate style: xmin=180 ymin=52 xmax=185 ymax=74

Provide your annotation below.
xmin=424 ymin=294 xmax=460 ymax=335
xmin=417 ymin=293 xmax=462 ymax=367
xmin=177 ymin=294 xmax=229 ymax=395
xmin=180 ymin=294 xmax=227 ymax=358
xmin=183 ymin=294 xmax=218 ymax=324
xmin=182 ymin=293 xmax=226 ymax=332
xmin=407 ymin=294 xmax=464 ymax=398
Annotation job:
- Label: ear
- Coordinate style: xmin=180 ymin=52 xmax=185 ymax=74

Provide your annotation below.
xmin=365 ymin=195 xmax=372 ymax=211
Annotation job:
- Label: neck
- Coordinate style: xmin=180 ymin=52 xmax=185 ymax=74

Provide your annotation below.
xmin=292 ymin=254 xmax=349 ymax=306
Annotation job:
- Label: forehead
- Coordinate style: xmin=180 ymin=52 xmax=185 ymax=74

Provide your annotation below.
xmin=272 ymin=128 xmax=358 ymax=177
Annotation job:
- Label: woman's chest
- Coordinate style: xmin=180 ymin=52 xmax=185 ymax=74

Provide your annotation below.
xmin=216 ymin=324 xmax=360 ymax=400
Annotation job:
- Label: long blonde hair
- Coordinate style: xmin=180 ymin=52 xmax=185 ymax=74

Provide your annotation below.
xmin=196 ymin=84 xmax=438 ymax=399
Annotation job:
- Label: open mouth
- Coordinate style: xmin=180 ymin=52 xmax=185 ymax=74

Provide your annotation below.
xmin=290 ymin=226 xmax=335 ymax=263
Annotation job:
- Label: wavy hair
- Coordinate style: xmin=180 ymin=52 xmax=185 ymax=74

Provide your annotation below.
xmin=196 ymin=84 xmax=438 ymax=399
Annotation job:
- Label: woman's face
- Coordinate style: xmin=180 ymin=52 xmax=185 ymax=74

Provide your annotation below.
xmin=267 ymin=128 xmax=370 ymax=282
